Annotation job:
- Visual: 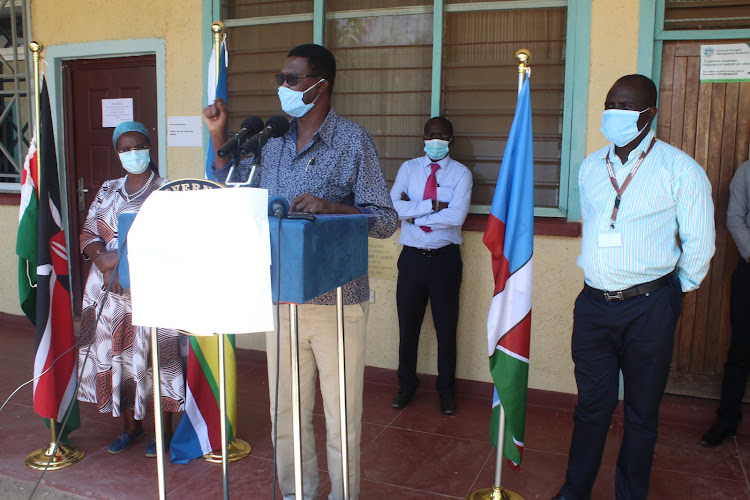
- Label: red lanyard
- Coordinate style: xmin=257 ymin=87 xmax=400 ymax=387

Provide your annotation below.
xmin=605 ymin=136 xmax=656 ymax=228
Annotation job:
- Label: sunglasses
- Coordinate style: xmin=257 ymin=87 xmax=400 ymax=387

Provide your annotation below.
xmin=275 ymin=73 xmax=322 ymax=86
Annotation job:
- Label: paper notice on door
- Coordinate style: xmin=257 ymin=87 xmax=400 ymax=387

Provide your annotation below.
xmin=101 ymin=98 xmax=134 ymax=128
xmin=167 ymin=116 xmax=203 ymax=147
xmin=700 ymin=43 xmax=750 ymax=83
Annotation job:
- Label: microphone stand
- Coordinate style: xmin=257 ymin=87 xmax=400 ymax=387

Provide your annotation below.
xmin=225 ymin=137 xmax=265 ymax=188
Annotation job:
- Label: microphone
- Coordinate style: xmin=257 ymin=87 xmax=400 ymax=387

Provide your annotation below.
xmin=239 ymin=116 xmax=290 ymax=156
xmin=268 ymin=196 xmax=290 ymax=218
xmin=216 ymin=116 xmax=264 ymax=158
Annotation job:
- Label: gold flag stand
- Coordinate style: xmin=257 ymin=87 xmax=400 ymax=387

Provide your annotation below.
xmin=24 ymin=41 xmax=84 ymax=472
xmin=466 ymin=49 xmax=531 ymax=500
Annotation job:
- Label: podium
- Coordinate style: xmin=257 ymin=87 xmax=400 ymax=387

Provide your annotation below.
xmin=119 ymin=185 xmax=368 ymax=500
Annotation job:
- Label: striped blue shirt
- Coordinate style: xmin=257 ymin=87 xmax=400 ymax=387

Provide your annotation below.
xmin=577 ymin=129 xmax=715 ymax=292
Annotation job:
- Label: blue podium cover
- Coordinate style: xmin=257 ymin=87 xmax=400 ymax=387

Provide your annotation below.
xmin=269 ymin=215 xmax=369 ymax=304
xmin=118 ymin=212 xmax=137 ymax=289
xmin=118 ymin=212 xmax=369 ymax=304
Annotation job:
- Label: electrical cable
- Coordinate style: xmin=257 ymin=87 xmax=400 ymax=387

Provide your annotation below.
xmin=0 ymin=248 xmax=123 ymax=416
xmin=271 ymin=213 xmax=282 ymax=500
xmin=26 ymin=241 xmax=127 ymax=500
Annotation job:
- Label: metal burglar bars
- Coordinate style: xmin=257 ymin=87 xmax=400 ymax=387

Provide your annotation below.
xmin=0 ymin=0 xmax=31 ymax=187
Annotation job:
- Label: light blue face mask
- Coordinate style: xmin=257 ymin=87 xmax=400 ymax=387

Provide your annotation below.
xmin=424 ymin=139 xmax=450 ymax=161
xmin=600 ymin=108 xmax=651 ymax=147
xmin=119 ymin=149 xmax=150 ymax=174
xmin=277 ymin=79 xmax=324 ymax=118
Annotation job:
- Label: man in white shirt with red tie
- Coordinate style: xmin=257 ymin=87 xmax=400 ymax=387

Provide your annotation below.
xmin=389 ymin=117 xmax=473 ymax=414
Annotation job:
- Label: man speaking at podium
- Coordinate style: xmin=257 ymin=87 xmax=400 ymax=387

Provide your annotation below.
xmin=204 ymin=44 xmax=397 ymax=499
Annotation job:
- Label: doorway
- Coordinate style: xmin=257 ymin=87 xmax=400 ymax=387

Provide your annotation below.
xmin=62 ymin=55 xmax=158 ymax=315
xmin=658 ymin=40 xmax=750 ymax=398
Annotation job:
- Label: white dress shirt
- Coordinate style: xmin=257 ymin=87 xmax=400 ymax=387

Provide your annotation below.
xmin=577 ymin=129 xmax=715 ymax=292
xmin=390 ymin=154 xmax=473 ymax=249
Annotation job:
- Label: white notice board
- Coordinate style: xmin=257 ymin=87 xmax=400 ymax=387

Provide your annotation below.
xmin=700 ymin=43 xmax=750 ymax=83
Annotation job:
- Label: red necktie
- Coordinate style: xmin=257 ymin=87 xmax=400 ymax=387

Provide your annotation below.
xmin=420 ymin=163 xmax=440 ymax=232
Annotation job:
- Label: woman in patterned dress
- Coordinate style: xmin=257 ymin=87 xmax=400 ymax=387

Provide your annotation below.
xmin=77 ymin=121 xmax=187 ymax=456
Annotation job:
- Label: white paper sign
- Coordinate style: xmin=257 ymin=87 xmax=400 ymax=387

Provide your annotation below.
xmin=168 ymin=116 xmax=203 ymax=147
xmin=127 ymin=187 xmax=273 ymax=335
xmin=700 ymin=43 xmax=750 ymax=83
xmin=102 ymin=98 xmax=134 ymax=128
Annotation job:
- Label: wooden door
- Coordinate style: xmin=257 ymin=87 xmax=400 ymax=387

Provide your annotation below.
xmin=658 ymin=40 xmax=750 ymax=399
xmin=62 ymin=55 xmax=158 ymax=315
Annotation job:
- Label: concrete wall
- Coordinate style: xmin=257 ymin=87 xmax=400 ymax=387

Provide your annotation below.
xmin=0 ymin=0 xmax=643 ymax=396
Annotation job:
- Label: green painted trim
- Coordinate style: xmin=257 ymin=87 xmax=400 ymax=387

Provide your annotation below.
xmin=431 ymin=0 xmax=443 ymax=117
xmin=445 ymin=0 xmax=566 ymax=12
xmin=560 ymin=0 xmax=591 ymax=222
xmin=652 ymin=39 xmax=663 ymax=132
xmin=655 ymin=0 xmax=666 ymax=36
xmin=314 ymin=0 xmax=325 ymax=44
xmin=225 ymin=14 xmax=313 ymax=27
xmin=656 ymin=29 xmax=750 ymax=41
xmin=470 ymin=205 xmax=566 ymax=218
xmin=535 ymin=206 xmax=566 ymax=218
xmin=637 ymin=0 xmax=657 ymax=76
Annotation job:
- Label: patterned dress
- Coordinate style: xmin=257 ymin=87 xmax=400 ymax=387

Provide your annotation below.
xmin=77 ymin=175 xmax=187 ymax=419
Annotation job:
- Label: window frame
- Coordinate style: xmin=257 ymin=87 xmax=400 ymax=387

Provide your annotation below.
xmin=206 ymin=0 xmax=592 ymax=222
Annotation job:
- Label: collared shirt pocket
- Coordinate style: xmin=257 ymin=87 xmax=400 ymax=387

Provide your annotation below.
xmin=436 ymin=186 xmax=453 ymax=203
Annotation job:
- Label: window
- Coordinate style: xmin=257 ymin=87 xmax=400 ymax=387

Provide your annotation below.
xmin=220 ymin=0 xmax=576 ymax=215
xmin=664 ymin=0 xmax=750 ymax=31
xmin=0 ymin=0 xmax=31 ymax=187
xmin=442 ymin=6 xmax=566 ymax=207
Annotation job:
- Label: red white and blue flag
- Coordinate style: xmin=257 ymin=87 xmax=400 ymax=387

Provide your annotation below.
xmin=482 ymin=76 xmax=533 ymax=468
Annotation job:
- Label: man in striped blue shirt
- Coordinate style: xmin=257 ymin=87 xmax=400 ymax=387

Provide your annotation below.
xmin=553 ymin=75 xmax=715 ymax=500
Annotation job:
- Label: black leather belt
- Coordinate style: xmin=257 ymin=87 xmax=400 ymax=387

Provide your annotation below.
xmin=404 ymin=244 xmax=458 ymax=257
xmin=584 ymin=270 xmax=677 ymax=302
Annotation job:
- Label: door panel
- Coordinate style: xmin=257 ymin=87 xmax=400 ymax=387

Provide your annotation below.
xmin=62 ymin=55 xmax=157 ymax=315
xmin=658 ymin=40 xmax=750 ymax=398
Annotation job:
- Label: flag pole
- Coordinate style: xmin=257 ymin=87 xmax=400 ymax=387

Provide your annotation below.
xmin=201 ymin=19 xmax=253 ymax=467
xmin=466 ymin=48 xmax=531 ymax=500
xmin=24 ymin=40 xmax=84 ymax=471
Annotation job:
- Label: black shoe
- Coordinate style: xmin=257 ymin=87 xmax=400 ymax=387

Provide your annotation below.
xmin=392 ymin=388 xmax=415 ymax=408
xmin=439 ymin=394 xmax=456 ymax=414
xmin=701 ymin=423 xmax=735 ymax=447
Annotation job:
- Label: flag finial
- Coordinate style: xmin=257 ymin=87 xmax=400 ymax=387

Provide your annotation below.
xmin=515 ymin=49 xmax=530 ymax=73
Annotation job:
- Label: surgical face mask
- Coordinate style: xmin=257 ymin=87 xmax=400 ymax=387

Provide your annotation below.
xmin=600 ymin=108 xmax=651 ymax=147
xmin=424 ymin=139 xmax=450 ymax=161
xmin=278 ymin=79 xmax=324 ymax=118
xmin=119 ymin=149 xmax=150 ymax=174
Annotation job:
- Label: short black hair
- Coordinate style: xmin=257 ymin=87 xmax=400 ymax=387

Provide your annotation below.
xmin=615 ymin=74 xmax=658 ymax=107
xmin=287 ymin=44 xmax=336 ymax=91
xmin=425 ymin=116 xmax=453 ymax=137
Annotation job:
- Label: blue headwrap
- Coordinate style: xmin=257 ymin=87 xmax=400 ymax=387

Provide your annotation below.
xmin=112 ymin=121 xmax=151 ymax=148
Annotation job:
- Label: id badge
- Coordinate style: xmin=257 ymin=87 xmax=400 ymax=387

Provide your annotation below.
xmin=599 ymin=231 xmax=622 ymax=248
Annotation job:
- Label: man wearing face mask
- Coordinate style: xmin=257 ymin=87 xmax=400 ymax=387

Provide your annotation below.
xmin=552 ymin=75 xmax=715 ymax=500
xmin=203 ymin=44 xmax=397 ymax=500
xmin=389 ymin=117 xmax=472 ymax=414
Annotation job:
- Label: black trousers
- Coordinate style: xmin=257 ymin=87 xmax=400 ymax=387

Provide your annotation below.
xmin=396 ymin=244 xmax=462 ymax=396
xmin=561 ymin=275 xmax=682 ymax=500
xmin=717 ymin=259 xmax=750 ymax=432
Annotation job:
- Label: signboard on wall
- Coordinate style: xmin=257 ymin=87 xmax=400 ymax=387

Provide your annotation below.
xmin=368 ymin=237 xmax=399 ymax=281
xmin=700 ymin=43 xmax=750 ymax=83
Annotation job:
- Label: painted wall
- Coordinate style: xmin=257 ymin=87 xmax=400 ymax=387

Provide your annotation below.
xmin=0 ymin=0 xmax=642 ymax=396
